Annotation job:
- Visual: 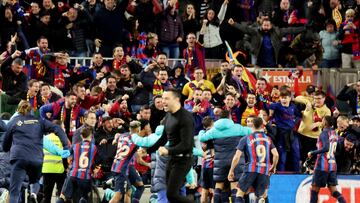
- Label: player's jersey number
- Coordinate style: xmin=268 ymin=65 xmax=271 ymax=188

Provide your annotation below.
xmin=256 ymin=145 xmax=266 ymax=163
xmin=327 ymin=142 xmax=337 ymax=160
xmin=115 ymin=144 xmax=130 ymax=160
xmin=79 ymin=152 xmax=89 ymax=168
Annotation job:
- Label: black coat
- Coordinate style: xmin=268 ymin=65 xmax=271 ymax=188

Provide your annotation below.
xmin=337 ymin=85 xmax=358 ymax=116
xmin=0 ymin=56 xmax=27 ymax=96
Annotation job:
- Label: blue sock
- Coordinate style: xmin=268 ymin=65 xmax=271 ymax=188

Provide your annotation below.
xmin=221 ymin=191 xmax=229 ymax=203
xmin=310 ymin=190 xmax=318 ymax=203
xmin=231 ymin=189 xmax=237 ymax=203
xmin=133 ymin=185 xmax=144 ymax=203
xmin=214 ymin=188 xmax=221 ymax=203
xmin=332 ymin=191 xmax=346 ymax=203
xmin=235 ymin=196 xmax=244 ymax=203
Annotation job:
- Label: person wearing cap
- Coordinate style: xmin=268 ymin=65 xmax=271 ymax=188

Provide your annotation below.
xmin=335 ymin=133 xmax=358 ymax=174
xmin=337 ymin=81 xmax=360 ymax=116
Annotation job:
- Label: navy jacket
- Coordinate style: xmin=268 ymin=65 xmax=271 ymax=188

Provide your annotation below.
xmin=2 ymin=114 xmax=69 ymax=162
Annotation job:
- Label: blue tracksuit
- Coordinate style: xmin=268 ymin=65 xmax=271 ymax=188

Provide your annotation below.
xmin=2 ymin=114 xmax=69 ymax=203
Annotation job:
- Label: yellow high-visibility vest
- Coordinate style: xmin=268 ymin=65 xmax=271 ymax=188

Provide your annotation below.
xmin=42 ymin=133 xmax=65 ymax=174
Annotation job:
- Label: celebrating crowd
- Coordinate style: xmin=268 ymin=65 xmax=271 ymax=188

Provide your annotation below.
xmin=0 ymin=0 xmax=360 ymax=202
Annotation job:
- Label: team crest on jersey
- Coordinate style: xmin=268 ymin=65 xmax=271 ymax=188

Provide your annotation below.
xmin=16 ymin=120 xmax=23 ymax=126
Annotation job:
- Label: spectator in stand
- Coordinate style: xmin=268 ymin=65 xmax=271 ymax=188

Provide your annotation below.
xmin=272 ymin=0 xmax=291 ymax=28
xmin=240 ymin=93 xmax=260 ymax=126
xmin=42 ymin=51 xmax=94 ymax=93
xmin=211 ymin=60 xmax=230 ymax=88
xmin=40 ymin=91 xmax=86 ymax=139
xmin=338 ymin=8 xmax=360 ymax=68
xmin=295 ymin=90 xmax=331 ymax=163
xmin=255 ymin=77 xmax=271 ymax=107
xmin=335 ymin=133 xmax=358 ymax=174
xmin=0 ymin=50 xmax=26 ymax=115
xmin=7 ymin=79 xmax=43 ymax=116
xmin=199 ymin=0 xmax=228 ymax=59
xmin=0 ymin=50 xmax=26 ymax=97
xmin=72 ymin=110 xmax=97 ymax=144
xmin=149 ymin=95 xmax=166 ymax=131
xmin=127 ymin=0 xmax=163 ymax=33
xmin=0 ymin=6 xmax=18 ymax=51
xmin=152 ymin=69 xmax=173 ymax=97
xmin=158 ymin=0 xmax=184 ymax=59
xmin=102 ymin=76 xmax=123 ymax=105
xmin=109 ymin=98 xmax=132 ymax=123
xmin=336 ymin=116 xmax=350 ymax=137
xmin=42 ymin=0 xmax=60 ymax=25
xmin=182 ymin=68 xmax=216 ymax=100
xmin=23 ymin=36 xmax=51 ymax=80
xmin=94 ymin=116 xmax=117 ymax=173
xmin=135 ymin=32 xmax=159 ymax=66
xmin=228 ymin=18 xmax=305 ymax=68
xmin=40 ymin=83 xmax=61 ymax=104
xmin=73 ymin=83 xmax=105 ymax=110
xmin=289 ymin=28 xmax=323 ymax=69
xmin=93 ymin=0 xmax=127 ymax=57
xmin=183 ymin=32 xmax=205 ymax=79
xmin=61 ymin=7 xmax=90 ymax=57
xmin=222 ymin=91 xmax=243 ymax=124
xmin=337 ymin=81 xmax=360 ymax=116
xmin=137 ymin=105 xmax=151 ymax=121
xmin=169 ymin=62 xmax=189 ymax=91
xmin=319 ymin=19 xmax=341 ymax=68
xmin=80 ymin=0 xmax=101 ymax=56
xmin=181 ymin=3 xmax=199 ymax=41
xmin=184 ymin=88 xmax=214 ymax=134
xmin=23 ymin=2 xmax=42 ymax=47
xmin=269 ymin=89 xmax=301 ymax=172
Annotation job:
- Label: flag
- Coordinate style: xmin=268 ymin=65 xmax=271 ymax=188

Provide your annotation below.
xmin=326 ymin=84 xmax=336 ymax=106
xmin=224 ymin=41 xmax=257 ymax=91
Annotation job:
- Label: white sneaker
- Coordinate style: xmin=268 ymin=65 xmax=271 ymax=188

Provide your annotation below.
xmin=0 ymin=189 xmax=9 ymax=203
xmin=28 ymin=193 xmax=38 ymax=203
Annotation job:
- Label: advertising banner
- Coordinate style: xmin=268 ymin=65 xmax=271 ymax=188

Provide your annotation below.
xmin=268 ymin=175 xmax=360 ymax=203
xmin=261 ymin=70 xmax=314 ymax=92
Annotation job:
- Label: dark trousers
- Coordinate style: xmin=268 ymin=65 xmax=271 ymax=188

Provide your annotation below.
xmin=166 ymin=156 xmax=193 ymax=203
xmin=10 ymin=159 xmax=42 ymax=203
xmin=299 ymin=134 xmax=317 ymax=162
xmin=42 ymin=173 xmax=66 ymax=203
xmin=275 ymin=128 xmax=300 ymax=172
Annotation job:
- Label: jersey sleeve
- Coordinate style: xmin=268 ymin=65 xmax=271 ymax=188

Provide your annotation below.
xmin=236 ymin=136 xmax=247 ymax=152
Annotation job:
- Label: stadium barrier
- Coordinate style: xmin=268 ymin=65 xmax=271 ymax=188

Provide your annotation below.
xmin=268 ymin=174 xmax=360 ymax=203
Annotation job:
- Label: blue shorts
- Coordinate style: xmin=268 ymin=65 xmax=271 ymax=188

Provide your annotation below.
xmin=201 ymin=167 xmax=214 ymax=189
xmin=128 ymin=165 xmax=143 ymax=184
xmin=114 ymin=172 xmax=129 ymax=194
xmin=61 ymin=176 xmax=91 ymax=199
xmin=312 ymin=170 xmax=338 ymax=187
xmin=237 ymin=172 xmax=269 ymax=197
xmin=214 ymin=164 xmax=242 ymax=182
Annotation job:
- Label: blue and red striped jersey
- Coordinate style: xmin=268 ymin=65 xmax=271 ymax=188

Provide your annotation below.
xmin=237 ymin=132 xmax=274 ymax=175
xmin=69 ymin=140 xmax=97 ymax=180
xmin=202 ymin=148 xmax=214 ymax=169
xmin=111 ymin=133 xmax=138 ymax=173
xmin=314 ymin=128 xmax=338 ymax=172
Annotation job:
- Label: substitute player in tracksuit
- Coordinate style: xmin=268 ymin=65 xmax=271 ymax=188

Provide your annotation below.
xmin=308 ymin=116 xmax=346 ymax=203
xmin=199 ymin=110 xmax=252 ymax=203
xmin=2 ymin=100 xmax=69 ymax=203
